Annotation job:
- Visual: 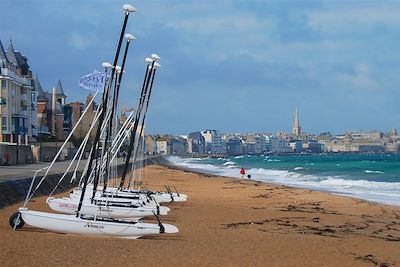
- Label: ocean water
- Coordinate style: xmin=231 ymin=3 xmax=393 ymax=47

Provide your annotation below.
xmin=167 ymin=153 xmax=400 ymax=206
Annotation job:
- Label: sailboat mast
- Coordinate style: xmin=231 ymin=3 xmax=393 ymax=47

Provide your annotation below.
xmin=76 ymin=5 xmax=135 ymax=217
xmin=128 ymin=65 xmax=159 ymax=188
xmin=119 ymin=59 xmax=156 ymax=189
xmin=100 ymin=34 xmax=135 ymax=195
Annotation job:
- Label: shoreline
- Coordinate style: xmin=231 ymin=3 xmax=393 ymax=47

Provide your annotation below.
xmin=0 ymin=163 xmax=399 ymax=266
xmin=166 ymin=161 xmax=399 ymax=209
xmin=180 ymin=151 xmax=400 ymax=159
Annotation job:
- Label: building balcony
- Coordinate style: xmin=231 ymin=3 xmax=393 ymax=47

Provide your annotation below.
xmin=20 ymin=110 xmax=29 ymax=117
xmin=12 ymin=109 xmax=29 ymax=117
xmin=0 ymin=68 xmax=31 ymax=86
xmin=20 ymin=93 xmax=28 ymax=101
xmin=11 ymin=124 xmax=28 ymax=133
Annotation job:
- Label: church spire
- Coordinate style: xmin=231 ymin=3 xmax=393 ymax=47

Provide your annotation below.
xmin=292 ymin=107 xmax=301 ymax=136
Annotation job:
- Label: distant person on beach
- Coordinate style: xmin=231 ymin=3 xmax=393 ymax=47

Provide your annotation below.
xmin=240 ymin=168 xmax=245 ymax=178
xmin=247 ymin=174 xmax=251 ymax=180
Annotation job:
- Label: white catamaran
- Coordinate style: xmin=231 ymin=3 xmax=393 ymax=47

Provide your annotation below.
xmin=9 ymin=3 xmax=186 ymax=239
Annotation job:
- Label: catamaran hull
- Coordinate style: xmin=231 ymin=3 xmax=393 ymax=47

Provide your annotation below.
xmin=152 ymin=193 xmax=188 ymax=203
xmin=69 ymin=191 xmax=160 ymax=207
xmin=74 ymin=186 xmax=188 ymax=203
xmin=115 ymin=188 xmax=188 ymax=203
xmin=18 ymin=209 xmax=178 ymax=239
xmin=47 ymin=197 xmax=170 ymax=220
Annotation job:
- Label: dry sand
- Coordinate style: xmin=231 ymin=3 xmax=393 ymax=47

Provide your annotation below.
xmin=0 ymin=164 xmax=399 ymax=266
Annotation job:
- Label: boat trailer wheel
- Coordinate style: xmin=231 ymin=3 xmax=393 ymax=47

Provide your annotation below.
xmin=9 ymin=212 xmax=25 ymax=230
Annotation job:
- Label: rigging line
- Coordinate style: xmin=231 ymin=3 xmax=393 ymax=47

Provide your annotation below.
xmin=27 ymin=89 xmax=100 ymax=202
xmin=100 ymin=71 xmax=119 ymax=193
xmin=96 ymin=107 xmax=136 ymax=176
xmin=110 ymin=111 xmax=135 ymax=156
xmin=145 ymin=151 xmax=148 ymax=186
xmin=137 ymin=137 xmax=143 ymax=187
xmin=49 ymin=125 xmax=92 ymax=197
xmin=77 ymin=9 xmax=131 ymax=216
xmin=107 ymin=118 xmax=134 ymax=165
xmin=69 ymin=140 xmax=87 ymax=183
xmin=77 ymin=106 xmax=104 ymax=184
xmin=128 ymin=130 xmax=141 ymax=188
xmin=70 ymin=110 xmax=99 ymax=184
xmin=100 ymin=33 xmax=133 ymax=195
xmin=130 ymin=154 xmax=135 ymax=189
xmin=112 ymin=110 xmax=134 ymax=148
xmin=112 ymin=114 xmax=118 ymax=187
xmin=103 ymin=75 xmax=120 ymax=192
xmin=141 ymin=136 xmax=146 ymax=187
xmin=128 ymin=66 xmax=158 ymax=188
xmin=119 ymin=61 xmax=155 ymax=188
xmin=71 ymin=123 xmax=94 ymax=184
xmin=92 ymin=92 xmax=114 ymax=200
xmin=137 ymin=137 xmax=145 ymax=188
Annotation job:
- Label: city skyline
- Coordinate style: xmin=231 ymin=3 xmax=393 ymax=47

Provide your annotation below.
xmin=1 ymin=1 xmax=400 ymax=134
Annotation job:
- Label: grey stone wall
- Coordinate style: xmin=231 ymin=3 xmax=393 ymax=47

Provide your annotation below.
xmin=0 ymin=143 xmax=34 ymax=165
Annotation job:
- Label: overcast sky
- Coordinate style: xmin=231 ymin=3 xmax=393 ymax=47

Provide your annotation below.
xmin=1 ymin=0 xmax=400 ymax=135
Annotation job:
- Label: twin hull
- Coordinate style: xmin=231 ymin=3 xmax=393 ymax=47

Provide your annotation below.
xmin=151 ymin=192 xmax=188 ymax=203
xmin=19 ymin=208 xmax=178 ymax=239
xmin=47 ymin=197 xmax=170 ymax=220
xmin=68 ymin=191 xmax=158 ymax=207
xmin=74 ymin=186 xmax=188 ymax=203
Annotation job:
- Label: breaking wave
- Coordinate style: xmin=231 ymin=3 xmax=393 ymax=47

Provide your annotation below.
xmin=167 ymin=156 xmax=400 ymax=206
xmin=364 ymin=170 xmax=384 ymax=174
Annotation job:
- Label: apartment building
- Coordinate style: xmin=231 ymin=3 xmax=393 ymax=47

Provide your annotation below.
xmin=0 ymin=39 xmax=35 ymax=144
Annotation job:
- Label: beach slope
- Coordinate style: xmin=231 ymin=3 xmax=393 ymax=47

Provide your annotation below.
xmin=0 ymin=164 xmax=399 ymax=266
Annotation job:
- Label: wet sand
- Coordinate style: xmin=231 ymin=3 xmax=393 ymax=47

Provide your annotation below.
xmin=0 ymin=164 xmax=399 ymax=266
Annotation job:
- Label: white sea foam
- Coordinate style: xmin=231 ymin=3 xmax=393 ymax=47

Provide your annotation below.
xmin=293 ymin=167 xmax=304 ymax=171
xmin=234 ymin=155 xmax=244 ymax=159
xmin=364 ymin=170 xmax=384 ymax=174
xmin=223 ymin=161 xmax=236 ymax=166
xmin=167 ymin=156 xmax=400 ymax=206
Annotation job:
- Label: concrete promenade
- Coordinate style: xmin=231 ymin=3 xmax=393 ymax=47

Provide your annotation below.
xmin=0 ymin=158 xmax=128 ymax=182
xmin=0 ymin=156 xmax=159 ymax=208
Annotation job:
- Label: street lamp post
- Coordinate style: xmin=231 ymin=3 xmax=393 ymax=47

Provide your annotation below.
xmin=14 ymin=107 xmax=26 ymax=164
xmin=15 ymin=116 xmax=19 ymax=164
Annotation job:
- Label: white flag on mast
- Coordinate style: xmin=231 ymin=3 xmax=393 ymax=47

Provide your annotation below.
xmin=78 ymin=70 xmax=108 ymax=91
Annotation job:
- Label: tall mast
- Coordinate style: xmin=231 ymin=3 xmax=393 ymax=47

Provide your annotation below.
xmin=99 ymin=34 xmax=136 ymax=195
xmin=76 ymin=4 xmax=136 ymax=217
xmin=119 ymin=55 xmax=160 ymax=189
xmin=128 ymin=62 xmax=160 ymax=188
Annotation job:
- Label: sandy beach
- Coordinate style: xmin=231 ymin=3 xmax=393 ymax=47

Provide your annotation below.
xmin=0 ymin=164 xmax=399 ymax=266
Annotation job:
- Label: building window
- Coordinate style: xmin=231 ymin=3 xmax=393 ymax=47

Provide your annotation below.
xmin=31 ymin=92 xmax=37 ymax=103
xmin=1 ymin=116 xmax=7 ymax=131
xmin=1 ymin=80 xmax=6 ymax=89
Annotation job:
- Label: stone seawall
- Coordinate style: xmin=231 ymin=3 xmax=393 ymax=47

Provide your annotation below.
xmin=0 ymin=156 xmax=166 ymax=209
xmin=0 ymin=143 xmax=34 ymax=165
